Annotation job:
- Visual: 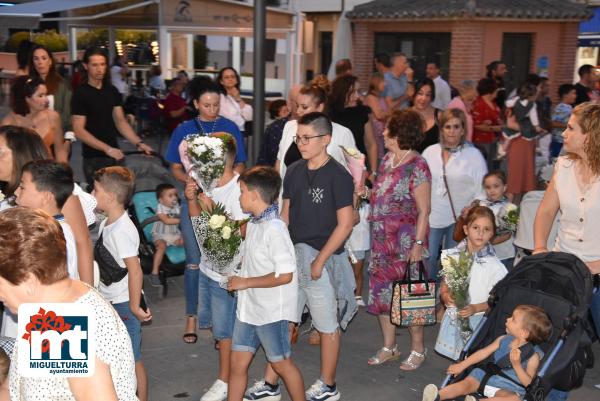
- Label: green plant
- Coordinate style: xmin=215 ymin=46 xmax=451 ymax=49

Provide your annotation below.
xmin=32 ymin=30 xmax=68 ymax=52
xmin=194 ymin=39 xmax=209 ymax=69
xmin=5 ymin=31 xmax=31 ymax=52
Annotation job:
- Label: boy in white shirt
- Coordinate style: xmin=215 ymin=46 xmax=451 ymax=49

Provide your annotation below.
xmin=15 ymin=160 xmax=78 ymax=279
xmin=92 ymin=166 xmax=152 ymax=401
xmin=227 ymin=166 xmax=304 ymax=401
xmin=185 ymin=133 xmax=249 ymax=401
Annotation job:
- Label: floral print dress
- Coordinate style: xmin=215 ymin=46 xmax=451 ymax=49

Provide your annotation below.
xmin=367 ymin=153 xmax=432 ymax=315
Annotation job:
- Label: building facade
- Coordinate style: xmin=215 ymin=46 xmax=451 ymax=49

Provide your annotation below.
xmin=347 ymin=0 xmax=591 ymax=98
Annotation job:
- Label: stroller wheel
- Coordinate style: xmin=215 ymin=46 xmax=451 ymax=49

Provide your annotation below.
xmin=527 ymin=385 xmax=544 ymax=401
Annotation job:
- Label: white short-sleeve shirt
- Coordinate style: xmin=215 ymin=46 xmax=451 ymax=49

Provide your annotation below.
xmin=237 ymin=217 xmax=298 ymax=325
xmin=98 ymin=212 xmax=140 ymax=304
xmin=58 ymin=219 xmax=79 ymax=280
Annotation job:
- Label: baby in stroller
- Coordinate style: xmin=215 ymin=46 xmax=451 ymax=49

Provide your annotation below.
xmin=150 ymin=183 xmax=183 ymax=286
xmin=423 ymin=304 xmax=552 ymax=401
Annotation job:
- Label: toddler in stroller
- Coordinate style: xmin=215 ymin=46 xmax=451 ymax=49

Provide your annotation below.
xmin=428 ymin=252 xmax=595 ymax=401
xmin=423 ymin=304 xmax=552 ymax=401
xmin=149 ymin=183 xmax=183 ymax=286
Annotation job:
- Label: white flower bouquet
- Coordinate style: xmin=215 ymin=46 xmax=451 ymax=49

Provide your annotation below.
xmin=0 ymin=190 xmax=5 ymax=202
xmin=440 ymin=249 xmax=473 ymax=338
xmin=497 ymin=203 xmax=519 ymax=234
xmin=178 ymin=133 xmax=229 ymax=196
xmin=193 ymin=203 xmax=246 ymax=277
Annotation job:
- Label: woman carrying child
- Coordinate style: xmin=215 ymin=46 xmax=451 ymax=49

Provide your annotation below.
xmin=440 ymin=206 xmax=508 ymax=331
xmin=424 ymin=304 xmax=552 ymax=401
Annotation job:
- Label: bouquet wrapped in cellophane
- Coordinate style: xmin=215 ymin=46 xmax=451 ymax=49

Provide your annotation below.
xmin=440 ymin=249 xmax=473 ymax=340
xmin=497 ymin=203 xmax=519 ymax=235
xmin=178 ymin=133 xmax=229 ymax=196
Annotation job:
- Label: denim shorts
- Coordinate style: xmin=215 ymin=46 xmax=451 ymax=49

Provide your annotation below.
xmin=295 ymin=244 xmax=339 ymax=334
xmin=232 ymin=319 xmax=291 ymax=363
xmin=112 ymin=301 xmax=142 ymax=362
xmin=199 ymin=270 xmax=236 ymax=340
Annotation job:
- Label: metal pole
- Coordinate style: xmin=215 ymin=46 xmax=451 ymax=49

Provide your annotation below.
xmin=252 ymin=0 xmax=266 ymax=165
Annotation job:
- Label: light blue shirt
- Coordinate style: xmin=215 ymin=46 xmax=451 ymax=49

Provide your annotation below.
xmin=383 ymin=71 xmax=409 ymax=109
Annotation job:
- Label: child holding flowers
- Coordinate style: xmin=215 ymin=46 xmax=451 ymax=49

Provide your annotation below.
xmin=186 ymin=133 xmax=249 ymax=401
xmin=437 ymin=206 xmax=508 ymax=358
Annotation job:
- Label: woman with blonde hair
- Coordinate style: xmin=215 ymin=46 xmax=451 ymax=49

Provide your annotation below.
xmin=422 ymin=108 xmax=487 ymax=278
xmin=365 ymin=73 xmax=390 ymax=162
xmin=534 ymin=102 xmax=600 ymax=347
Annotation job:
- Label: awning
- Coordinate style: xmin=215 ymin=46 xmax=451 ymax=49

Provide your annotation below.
xmin=0 ymin=0 xmax=154 ymax=28
xmin=579 ymin=35 xmax=600 ymax=47
xmin=580 ymin=7 xmax=600 ymax=34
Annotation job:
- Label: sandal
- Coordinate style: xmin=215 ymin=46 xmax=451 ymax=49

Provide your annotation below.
xmin=399 ymin=348 xmax=427 ymax=371
xmin=183 ymin=316 xmax=197 ymax=344
xmin=367 ymin=345 xmax=400 ymax=365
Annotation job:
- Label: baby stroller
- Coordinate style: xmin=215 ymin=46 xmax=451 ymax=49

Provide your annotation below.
xmin=442 ymin=252 xmax=595 ymax=400
xmin=124 ymin=151 xmax=185 ymax=296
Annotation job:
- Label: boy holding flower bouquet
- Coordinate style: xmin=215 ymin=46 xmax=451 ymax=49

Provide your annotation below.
xmin=186 ymin=133 xmax=249 ymax=401
xmin=227 ymin=166 xmax=305 ymax=401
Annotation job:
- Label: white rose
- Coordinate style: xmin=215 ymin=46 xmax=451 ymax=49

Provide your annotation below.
xmin=209 ymin=215 xmax=226 ymax=230
xmin=193 ymin=137 xmax=202 ymax=145
xmin=198 ymin=144 xmax=207 ymax=153
xmin=221 ymin=226 xmax=232 ymax=240
xmin=345 ymin=147 xmax=358 ymax=157
xmin=506 ymin=203 xmax=518 ymax=212
xmin=0 ymin=191 xmax=4 ymax=202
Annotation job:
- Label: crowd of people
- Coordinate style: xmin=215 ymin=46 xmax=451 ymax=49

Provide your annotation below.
xmin=0 ymin=42 xmax=598 ymax=401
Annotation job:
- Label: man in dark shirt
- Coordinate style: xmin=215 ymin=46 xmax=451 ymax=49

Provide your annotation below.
xmin=71 ymin=47 xmax=153 ymax=184
xmin=486 ymin=60 xmax=507 ymax=110
xmin=574 ymin=64 xmax=594 ymax=106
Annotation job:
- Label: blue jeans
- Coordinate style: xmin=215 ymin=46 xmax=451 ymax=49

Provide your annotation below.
xmin=232 ymin=319 xmax=291 ymax=362
xmin=180 ymin=199 xmax=202 ymax=319
xmin=428 ymin=224 xmax=458 ymax=279
xmin=112 ymin=301 xmax=142 ymax=362
xmin=199 ymin=270 xmax=236 ymax=340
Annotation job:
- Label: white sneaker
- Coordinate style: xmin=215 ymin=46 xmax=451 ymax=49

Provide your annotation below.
xmin=201 ymin=379 xmax=228 ymax=401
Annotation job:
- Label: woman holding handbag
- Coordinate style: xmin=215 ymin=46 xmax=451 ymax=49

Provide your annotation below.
xmin=358 ymin=109 xmax=432 ymax=370
xmin=422 ymin=109 xmax=487 ymax=280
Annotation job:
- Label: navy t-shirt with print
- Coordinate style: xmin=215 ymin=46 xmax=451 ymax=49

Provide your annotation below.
xmin=283 ymin=158 xmax=354 ymax=253
xmin=165 ymin=117 xmax=248 ymax=165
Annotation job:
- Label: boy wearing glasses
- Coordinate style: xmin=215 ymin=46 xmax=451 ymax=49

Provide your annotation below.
xmin=246 ymin=112 xmax=355 ymax=401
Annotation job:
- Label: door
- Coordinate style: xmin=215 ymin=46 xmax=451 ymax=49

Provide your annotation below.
xmin=374 ymin=32 xmax=451 ymax=80
xmin=501 ymin=33 xmax=532 ymax=95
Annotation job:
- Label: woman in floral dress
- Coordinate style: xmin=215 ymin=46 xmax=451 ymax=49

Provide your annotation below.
xmin=360 ymin=109 xmax=432 ymax=370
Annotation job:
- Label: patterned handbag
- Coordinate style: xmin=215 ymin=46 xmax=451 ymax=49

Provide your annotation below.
xmin=390 ymin=261 xmax=436 ymax=327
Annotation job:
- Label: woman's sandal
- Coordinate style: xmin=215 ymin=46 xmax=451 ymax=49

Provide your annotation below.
xmin=183 ymin=316 xmax=198 ymax=344
xmin=399 ymin=348 xmax=427 ymax=371
xmin=367 ymin=345 xmax=400 ymax=366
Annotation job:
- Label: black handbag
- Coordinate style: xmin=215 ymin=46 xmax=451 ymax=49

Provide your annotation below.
xmin=94 ymin=232 xmax=128 ymax=286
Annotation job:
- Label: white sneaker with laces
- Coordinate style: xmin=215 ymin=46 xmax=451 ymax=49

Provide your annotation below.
xmin=201 ymin=379 xmax=228 ymax=401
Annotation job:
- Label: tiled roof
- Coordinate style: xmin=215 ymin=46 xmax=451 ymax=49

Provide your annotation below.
xmin=347 ymin=0 xmax=592 ymax=21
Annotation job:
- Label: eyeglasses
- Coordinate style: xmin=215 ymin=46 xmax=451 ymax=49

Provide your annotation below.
xmin=293 ymin=134 xmax=327 ymax=145
xmin=443 ymin=124 xmax=462 ymax=130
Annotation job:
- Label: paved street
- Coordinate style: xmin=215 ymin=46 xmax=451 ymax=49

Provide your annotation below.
xmin=142 ymin=274 xmax=600 ymax=401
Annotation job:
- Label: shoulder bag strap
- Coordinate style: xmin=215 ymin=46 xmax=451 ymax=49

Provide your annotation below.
xmin=442 ymin=159 xmax=458 ymax=222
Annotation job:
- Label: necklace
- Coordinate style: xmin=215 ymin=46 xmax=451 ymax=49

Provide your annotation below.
xmin=306 ymin=156 xmax=331 ymax=195
xmin=390 ymin=150 xmax=411 ymax=169
xmin=196 ymin=116 xmax=219 ymax=136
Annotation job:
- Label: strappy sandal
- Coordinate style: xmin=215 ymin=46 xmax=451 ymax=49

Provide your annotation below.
xmin=367 ymin=345 xmax=400 ymax=366
xmin=399 ymin=348 xmax=427 ymax=371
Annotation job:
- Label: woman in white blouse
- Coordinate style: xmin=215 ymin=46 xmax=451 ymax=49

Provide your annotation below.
xmin=217 ymin=67 xmax=253 ymax=135
xmin=534 ymin=102 xmax=600 ymax=338
xmin=422 ymin=108 xmax=487 ymax=278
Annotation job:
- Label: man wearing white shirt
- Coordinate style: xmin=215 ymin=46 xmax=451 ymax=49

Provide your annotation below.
xmin=426 ymin=62 xmax=451 ymax=110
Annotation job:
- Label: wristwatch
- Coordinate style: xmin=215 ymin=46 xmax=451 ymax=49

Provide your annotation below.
xmin=415 ymin=239 xmax=424 ymax=246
